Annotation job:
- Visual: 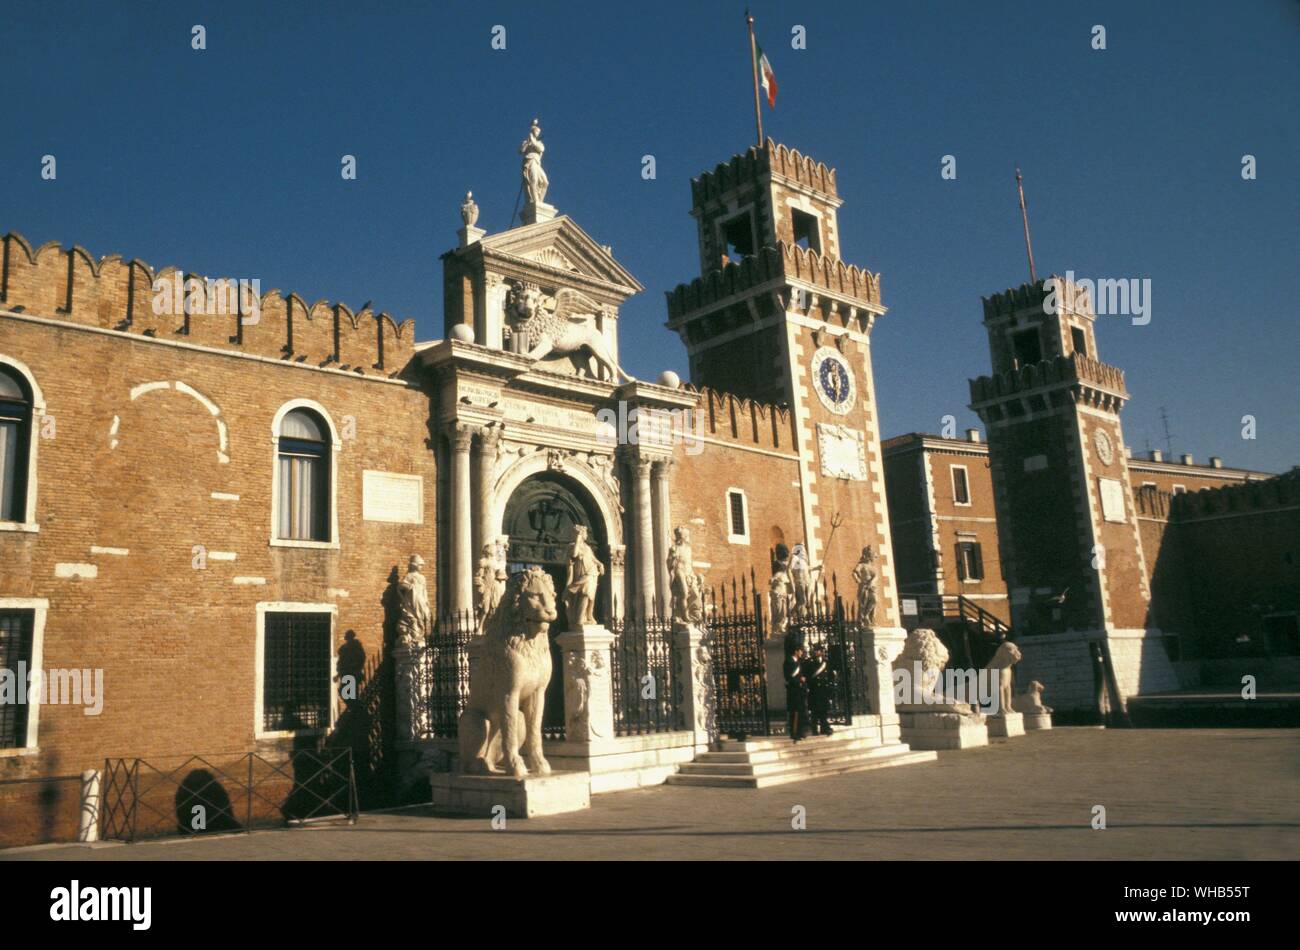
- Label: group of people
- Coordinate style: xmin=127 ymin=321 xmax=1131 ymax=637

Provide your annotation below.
xmin=782 ymin=640 xmax=838 ymax=742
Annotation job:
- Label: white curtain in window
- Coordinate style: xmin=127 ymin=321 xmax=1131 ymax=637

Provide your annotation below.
xmin=279 ymin=453 xmax=321 ymax=539
xmin=0 ymin=420 xmax=16 ymax=522
xmin=296 ymin=455 xmax=317 ymax=538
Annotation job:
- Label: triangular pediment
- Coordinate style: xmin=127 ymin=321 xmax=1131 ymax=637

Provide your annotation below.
xmin=479 ymin=216 xmax=643 ymax=296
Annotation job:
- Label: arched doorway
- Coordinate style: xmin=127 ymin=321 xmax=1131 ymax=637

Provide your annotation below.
xmin=500 ymin=472 xmax=609 ymax=739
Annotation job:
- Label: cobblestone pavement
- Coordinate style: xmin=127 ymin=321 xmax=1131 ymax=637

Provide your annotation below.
xmin=7 ymin=728 xmax=1298 ymax=861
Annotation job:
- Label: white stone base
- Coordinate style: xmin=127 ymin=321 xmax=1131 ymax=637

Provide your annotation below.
xmin=986 ymin=711 xmax=1025 ymax=738
xmin=430 ymin=770 xmax=591 ymax=818
xmin=1021 ymin=713 xmax=1053 ymax=730
xmin=898 ymin=709 xmax=989 ymax=750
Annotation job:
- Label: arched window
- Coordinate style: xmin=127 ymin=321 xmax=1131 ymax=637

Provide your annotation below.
xmin=276 ymin=408 xmax=330 ymax=541
xmin=0 ymin=366 xmax=32 ymax=523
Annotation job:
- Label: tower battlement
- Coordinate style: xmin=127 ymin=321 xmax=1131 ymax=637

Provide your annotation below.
xmin=690 ymin=139 xmax=839 ymax=209
xmin=0 ymin=231 xmax=417 ymax=375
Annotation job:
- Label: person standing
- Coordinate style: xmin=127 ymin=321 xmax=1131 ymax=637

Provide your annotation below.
xmin=806 ymin=644 xmax=837 ymax=737
xmin=784 ymin=644 xmax=809 ymax=742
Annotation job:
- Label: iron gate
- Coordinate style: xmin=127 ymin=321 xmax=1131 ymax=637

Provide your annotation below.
xmin=706 ymin=579 xmax=770 ymax=739
xmin=609 ymin=615 xmax=682 ymax=736
xmin=786 ymin=590 xmax=873 ymax=723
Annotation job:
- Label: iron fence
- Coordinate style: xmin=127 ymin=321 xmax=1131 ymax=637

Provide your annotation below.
xmin=100 ymin=749 xmax=359 ymax=843
xmin=786 ymin=582 xmax=873 ymax=722
xmin=402 ymin=610 xmax=475 ymax=740
xmin=705 ymin=575 xmax=770 ymax=739
xmin=609 ymin=614 xmax=682 ymax=736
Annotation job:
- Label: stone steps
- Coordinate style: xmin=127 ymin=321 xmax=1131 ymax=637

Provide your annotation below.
xmin=666 ymin=731 xmax=937 ymax=788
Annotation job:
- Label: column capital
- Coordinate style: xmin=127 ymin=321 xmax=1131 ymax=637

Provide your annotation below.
xmin=446 ymin=420 xmax=478 ymax=452
xmin=651 ymin=457 xmax=675 ymax=478
xmin=478 ymin=424 xmax=503 ymax=456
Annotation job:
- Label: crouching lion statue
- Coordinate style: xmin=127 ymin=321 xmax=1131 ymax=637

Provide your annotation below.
xmin=983 ymin=640 xmax=1023 ymax=715
xmin=1011 ymin=679 xmax=1053 ymax=715
xmin=892 ymin=627 xmax=981 ymax=718
xmin=458 ymin=566 xmax=559 ymax=778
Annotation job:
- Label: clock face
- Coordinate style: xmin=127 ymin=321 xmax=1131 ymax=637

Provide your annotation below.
xmin=811 ymin=347 xmax=856 ymax=415
xmin=1093 ymin=428 xmax=1114 ymax=466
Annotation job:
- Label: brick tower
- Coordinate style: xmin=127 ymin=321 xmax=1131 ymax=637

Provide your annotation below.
xmin=664 ymin=139 xmax=899 ymax=622
xmin=968 ymin=278 xmax=1178 ymax=713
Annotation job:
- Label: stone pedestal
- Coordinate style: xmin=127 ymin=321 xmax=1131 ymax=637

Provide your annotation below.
xmin=673 ymin=622 xmax=716 ymax=748
xmin=764 ymin=635 xmax=788 ymax=713
xmin=556 ymin=625 xmax=616 ymax=747
xmin=431 ymin=771 xmax=591 ymax=818
xmin=1021 ymin=712 xmax=1053 ymax=731
xmin=523 ymin=200 xmax=556 ymax=224
xmin=393 ymin=644 xmax=431 ymax=742
xmin=457 ymin=224 xmax=485 ymax=248
xmin=897 ymin=709 xmax=989 ymax=750
xmin=986 ymin=711 xmax=1025 ymax=738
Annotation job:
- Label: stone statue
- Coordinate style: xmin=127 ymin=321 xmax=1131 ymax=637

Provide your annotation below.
xmin=852 ymin=546 xmax=878 ymax=625
xmin=668 ymin=525 xmax=702 ymax=625
xmin=789 ymin=543 xmax=813 ymax=617
xmin=473 ymin=542 xmax=507 ymax=627
xmin=458 ymin=567 xmax=558 ymax=778
xmin=395 ymin=554 xmax=432 ymax=648
xmin=983 ymin=640 xmax=1023 ymax=716
xmin=769 ymin=569 xmax=792 ymax=637
xmin=564 ymin=525 xmax=604 ymax=629
xmin=507 ymin=283 xmax=633 ymax=383
xmin=1011 ymin=679 xmax=1053 ymax=716
xmin=892 ymin=627 xmax=981 ymax=718
xmin=461 ymin=191 xmax=479 ymax=227
xmin=520 ymin=118 xmax=549 ymax=206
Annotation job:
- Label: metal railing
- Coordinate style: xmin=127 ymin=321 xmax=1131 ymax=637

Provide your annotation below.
xmin=609 ymin=614 xmax=682 ymax=736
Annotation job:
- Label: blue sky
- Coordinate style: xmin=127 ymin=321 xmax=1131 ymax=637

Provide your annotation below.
xmin=4 ymin=1 xmax=1297 ymax=472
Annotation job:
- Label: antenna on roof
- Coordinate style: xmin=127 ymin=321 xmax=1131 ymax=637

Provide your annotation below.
xmin=1159 ymin=406 xmax=1174 ymax=458
xmin=1015 ymin=167 xmax=1038 ymax=285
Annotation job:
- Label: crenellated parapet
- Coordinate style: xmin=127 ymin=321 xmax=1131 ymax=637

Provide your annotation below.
xmin=1170 ymin=468 xmax=1300 ymax=521
xmin=969 ymin=351 xmax=1128 ymax=413
xmin=665 ymin=241 xmax=881 ymax=323
xmin=0 ymin=231 xmax=417 ymax=375
xmin=682 ymin=383 xmax=795 ymax=453
xmin=982 ymin=274 xmax=1096 ymax=323
xmin=690 ymin=138 xmax=838 ymax=208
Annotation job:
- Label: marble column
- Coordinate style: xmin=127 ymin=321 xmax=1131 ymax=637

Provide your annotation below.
xmin=632 ymin=456 xmax=656 ymax=618
xmin=447 ymin=422 xmax=476 ymax=615
xmin=651 ymin=459 xmax=673 ymax=619
xmin=475 ymin=426 xmax=501 ymax=559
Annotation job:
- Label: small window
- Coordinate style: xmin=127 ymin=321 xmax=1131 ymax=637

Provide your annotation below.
xmin=1172 ymin=484 xmax=1186 ymax=495
xmin=0 ymin=610 xmax=34 ymax=749
xmin=951 ymin=465 xmax=971 ymax=506
xmin=277 ymin=408 xmax=330 ymax=541
xmin=791 ymin=208 xmax=821 ymax=253
xmin=720 ymin=210 xmax=756 ymax=264
xmin=956 ymin=541 xmax=984 ymax=582
xmin=1070 ymin=325 xmax=1088 ymax=357
xmin=0 ymin=366 xmax=32 ymax=523
xmin=726 ymin=488 xmax=749 ymax=544
xmin=1011 ymin=328 xmax=1042 ymax=369
xmin=262 ymin=611 xmax=332 ymax=733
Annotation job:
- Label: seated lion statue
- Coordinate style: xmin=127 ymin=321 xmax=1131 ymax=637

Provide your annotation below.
xmin=893 ymin=627 xmax=980 ymax=718
xmin=1011 ymin=679 xmax=1053 ymax=715
xmin=458 ymin=566 xmax=558 ymax=778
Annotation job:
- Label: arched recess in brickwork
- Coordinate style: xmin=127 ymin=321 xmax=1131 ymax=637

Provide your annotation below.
xmin=0 ymin=352 xmax=46 ymax=529
xmin=109 ymin=380 xmax=230 ymax=464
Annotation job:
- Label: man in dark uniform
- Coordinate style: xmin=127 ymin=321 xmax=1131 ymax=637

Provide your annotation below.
xmin=806 ymin=644 xmax=837 ymax=736
xmin=783 ymin=644 xmax=809 ymax=743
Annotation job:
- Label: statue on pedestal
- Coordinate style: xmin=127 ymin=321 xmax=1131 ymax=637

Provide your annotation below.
xmin=668 ymin=525 xmax=703 ymax=625
xmin=564 ymin=525 xmax=603 ymax=629
xmin=461 ymin=191 xmax=479 ymax=228
xmin=395 ymin=554 xmax=432 ymax=648
xmin=983 ymin=641 xmax=1023 ymax=716
xmin=769 ymin=569 xmax=792 ymax=638
xmin=520 ymin=119 xmax=549 ymax=206
xmin=474 ymin=541 xmax=508 ymax=628
xmin=789 ymin=543 xmax=813 ymax=617
xmin=852 ymin=546 xmax=878 ymax=626
xmin=892 ymin=627 xmax=982 ymax=718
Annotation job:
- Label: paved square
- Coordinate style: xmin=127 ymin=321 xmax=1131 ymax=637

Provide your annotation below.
xmin=7 ymin=729 xmax=1299 ymax=861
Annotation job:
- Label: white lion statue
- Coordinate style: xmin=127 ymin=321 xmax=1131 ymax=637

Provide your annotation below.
xmin=983 ymin=641 xmax=1023 ymax=716
xmin=1012 ymin=679 xmax=1053 ymax=715
xmin=458 ymin=566 xmax=558 ymax=778
xmin=893 ymin=627 xmax=980 ymax=718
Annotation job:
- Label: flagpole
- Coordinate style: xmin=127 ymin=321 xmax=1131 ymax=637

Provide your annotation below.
xmin=746 ymin=10 xmax=764 ymax=147
xmin=1016 ymin=166 xmax=1038 ymax=285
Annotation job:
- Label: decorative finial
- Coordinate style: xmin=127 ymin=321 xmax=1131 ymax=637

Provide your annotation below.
xmin=461 ymin=191 xmax=479 ymax=228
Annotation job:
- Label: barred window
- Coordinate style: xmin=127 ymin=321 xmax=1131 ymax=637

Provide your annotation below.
xmin=0 ymin=366 xmax=32 ymax=524
xmin=276 ymin=408 xmax=330 ymax=541
xmin=727 ymin=489 xmax=748 ymax=541
xmin=0 ymin=610 xmax=34 ymax=749
xmin=262 ymin=612 xmax=331 ymax=733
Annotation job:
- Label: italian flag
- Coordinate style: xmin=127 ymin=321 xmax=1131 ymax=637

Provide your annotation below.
xmin=755 ymin=38 xmax=777 ymax=107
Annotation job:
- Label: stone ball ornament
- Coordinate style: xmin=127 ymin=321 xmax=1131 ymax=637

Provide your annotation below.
xmin=658 ymin=370 xmax=681 ymax=389
xmin=450 ymin=323 xmax=475 ymax=343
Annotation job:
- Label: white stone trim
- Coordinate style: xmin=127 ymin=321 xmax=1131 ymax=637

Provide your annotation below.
xmin=269 ymin=398 xmax=342 ymax=549
xmin=88 ymin=546 xmax=129 ymax=556
xmin=724 ymin=487 xmax=750 ymax=545
xmin=53 ymin=563 xmax=97 ymax=579
xmin=0 ymin=351 xmax=44 ymax=531
xmin=949 ymin=463 xmax=972 ymax=506
xmin=254 ymin=602 xmax=338 ymax=740
xmin=0 ymin=597 xmax=48 ymax=756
